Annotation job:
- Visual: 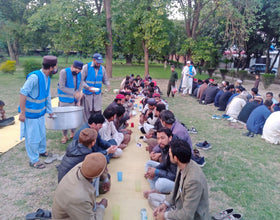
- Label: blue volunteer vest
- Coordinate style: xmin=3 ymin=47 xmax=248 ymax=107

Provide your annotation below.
xmin=25 ymin=70 xmax=50 ymax=118
xmin=57 ymin=67 xmax=81 ymax=103
xmin=83 ymin=62 xmax=103 ymax=95
xmin=188 ymin=65 xmax=193 ymax=78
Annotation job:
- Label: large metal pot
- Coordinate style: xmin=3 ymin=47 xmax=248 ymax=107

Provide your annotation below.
xmin=45 ymin=106 xmax=84 ymax=130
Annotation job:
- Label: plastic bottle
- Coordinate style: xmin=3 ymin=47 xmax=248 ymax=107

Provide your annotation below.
xmin=141 ymin=208 xmax=147 ymax=220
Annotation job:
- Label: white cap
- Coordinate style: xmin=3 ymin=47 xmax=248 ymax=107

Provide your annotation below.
xmin=187 ymin=61 xmax=191 ymax=64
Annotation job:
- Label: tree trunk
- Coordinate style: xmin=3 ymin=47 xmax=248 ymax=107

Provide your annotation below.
xmin=277 ymin=57 xmax=280 ymax=80
xmin=265 ymin=46 xmax=270 ymax=73
xmin=7 ymin=41 xmax=16 ymax=61
xmin=125 ymin=54 xmax=133 ymax=64
xmin=13 ymin=39 xmax=19 ymax=65
xmin=143 ymin=40 xmax=149 ymax=77
xmin=104 ymin=0 xmax=113 ymax=78
xmin=95 ymin=0 xmax=102 ymax=15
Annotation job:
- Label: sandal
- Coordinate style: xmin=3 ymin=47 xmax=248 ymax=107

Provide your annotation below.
xmin=70 ymin=132 xmax=75 ymax=139
xmin=25 ymin=208 xmax=52 ymax=219
xmin=39 ymin=152 xmax=52 ymax=157
xmin=60 ymin=136 xmax=68 ymax=144
xmin=29 ymin=161 xmax=46 ymax=169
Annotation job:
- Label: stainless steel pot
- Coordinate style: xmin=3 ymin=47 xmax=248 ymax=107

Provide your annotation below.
xmin=45 ymin=106 xmax=84 ymax=130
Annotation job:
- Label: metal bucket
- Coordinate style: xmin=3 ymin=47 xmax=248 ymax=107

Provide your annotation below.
xmin=45 ymin=106 xmax=84 ymax=130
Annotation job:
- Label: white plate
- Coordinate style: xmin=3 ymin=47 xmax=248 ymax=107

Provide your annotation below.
xmin=89 ymin=87 xmax=100 ymax=92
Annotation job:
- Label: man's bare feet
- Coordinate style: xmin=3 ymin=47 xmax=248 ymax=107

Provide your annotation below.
xmin=143 ymin=189 xmax=157 ymax=199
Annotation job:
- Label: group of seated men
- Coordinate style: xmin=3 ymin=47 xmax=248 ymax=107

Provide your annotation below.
xmin=51 ymin=74 xmax=210 ymax=220
xmin=183 ymin=77 xmax=280 ymax=142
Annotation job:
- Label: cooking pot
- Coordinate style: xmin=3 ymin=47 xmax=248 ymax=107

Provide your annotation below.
xmin=45 ymin=106 xmax=84 ymax=130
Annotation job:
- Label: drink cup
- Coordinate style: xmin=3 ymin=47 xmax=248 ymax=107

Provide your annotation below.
xmin=112 ymin=205 xmax=120 ymax=220
xmin=117 ymin=171 xmax=123 ymax=182
xmin=135 ymin=179 xmax=141 ymax=192
xmin=131 ymin=122 xmax=134 ymax=127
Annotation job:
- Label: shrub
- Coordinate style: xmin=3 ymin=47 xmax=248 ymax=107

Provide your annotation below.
xmin=207 ymin=68 xmax=216 ymax=77
xmin=238 ymin=70 xmax=248 ymax=82
xmin=220 ymin=69 xmax=228 ymax=80
xmin=0 ymin=60 xmax=16 ymax=74
xmin=261 ymin=74 xmax=275 ymax=89
xmin=23 ymin=60 xmax=42 ymax=77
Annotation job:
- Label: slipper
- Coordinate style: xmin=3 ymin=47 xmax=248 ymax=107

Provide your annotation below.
xmin=70 ymin=133 xmax=75 ymax=139
xmin=29 ymin=162 xmax=45 ymax=169
xmin=25 ymin=208 xmax=51 ymax=220
xmin=39 ymin=152 xmax=52 ymax=157
xmin=60 ymin=136 xmax=68 ymax=144
xmin=44 ymin=154 xmax=58 ymax=164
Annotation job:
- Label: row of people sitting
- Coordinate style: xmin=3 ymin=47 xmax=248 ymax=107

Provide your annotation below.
xmin=185 ymin=77 xmax=280 ymax=143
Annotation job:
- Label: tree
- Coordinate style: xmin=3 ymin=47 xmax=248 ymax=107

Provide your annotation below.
xmin=104 ymin=0 xmax=113 ymax=78
xmin=0 ymin=0 xmax=41 ymax=64
xmin=28 ymin=0 xmax=107 ymax=62
xmin=133 ymin=0 xmax=170 ymax=76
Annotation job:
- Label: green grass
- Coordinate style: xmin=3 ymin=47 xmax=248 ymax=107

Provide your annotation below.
xmin=1 ymin=56 xmax=280 ymax=219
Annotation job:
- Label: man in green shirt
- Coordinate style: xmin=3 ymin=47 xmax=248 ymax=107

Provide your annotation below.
xmin=167 ymin=65 xmax=178 ymax=97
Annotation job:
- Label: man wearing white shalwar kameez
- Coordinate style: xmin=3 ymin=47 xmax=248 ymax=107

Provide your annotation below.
xmin=262 ymin=111 xmax=280 ymax=144
xmin=182 ymin=61 xmax=196 ymax=95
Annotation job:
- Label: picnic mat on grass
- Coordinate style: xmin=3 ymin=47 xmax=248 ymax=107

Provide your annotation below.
xmin=0 ymin=98 xmax=59 ymax=155
xmin=99 ymin=98 xmax=153 ymax=219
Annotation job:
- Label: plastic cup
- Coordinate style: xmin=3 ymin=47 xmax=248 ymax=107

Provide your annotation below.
xmin=135 ymin=179 xmax=141 ymax=192
xmin=131 ymin=122 xmax=134 ymax=128
xmin=112 ymin=205 xmax=120 ymax=220
xmin=117 ymin=171 xmax=123 ymax=182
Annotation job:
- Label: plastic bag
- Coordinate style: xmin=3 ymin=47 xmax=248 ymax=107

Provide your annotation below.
xmin=171 ymin=85 xmax=177 ymax=94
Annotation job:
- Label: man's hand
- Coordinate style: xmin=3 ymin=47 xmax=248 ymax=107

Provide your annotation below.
xmin=107 ymin=145 xmax=118 ymax=154
xmin=145 ymin=167 xmax=156 ymax=179
xmin=74 ymin=91 xmax=83 ymax=100
xmin=97 ymin=198 xmax=108 ymax=208
xmin=19 ymin=112 xmax=26 ymax=122
xmin=107 ymin=85 xmax=111 ymax=92
xmin=155 ymin=211 xmax=165 ymax=220
xmin=150 ymin=152 xmax=161 ymax=161
xmin=153 ymin=203 xmax=167 ymax=217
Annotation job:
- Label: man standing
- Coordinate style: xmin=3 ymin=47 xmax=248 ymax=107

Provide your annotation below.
xmin=182 ymin=61 xmax=196 ymax=96
xmin=151 ymin=139 xmax=209 ymax=220
xmin=57 ymin=60 xmax=84 ymax=144
xmin=167 ymin=65 xmax=178 ymax=97
xmin=19 ymin=55 xmax=57 ymax=169
xmin=80 ymin=53 xmax=111 ymax=122
xmin=52 ymin=153 xmax=108 ymax=219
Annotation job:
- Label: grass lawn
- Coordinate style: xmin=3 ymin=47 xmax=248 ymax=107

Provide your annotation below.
xmin=0 ymin=57 xmax=280 ymax=219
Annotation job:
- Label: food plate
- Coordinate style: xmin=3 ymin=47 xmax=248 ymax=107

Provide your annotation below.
xmin=89 ymin=87 xmax=100 ymax=92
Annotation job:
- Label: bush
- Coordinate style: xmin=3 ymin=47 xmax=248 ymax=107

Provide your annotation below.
xmin=220 ymin=69 xmax=228 ymax=80
xmin=23 ymin=60 xmax=42 ymax=77
xmin=238 ymin=70 xmax=248 ymax=82
xmin=0 ymin=60 xmax=16 ymax=74
xmin=261 ymin=74 xmax=275 ymax=89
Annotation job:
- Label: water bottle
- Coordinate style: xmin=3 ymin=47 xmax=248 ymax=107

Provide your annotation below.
xmin=141 ymin=208 xmax=147 ymax=220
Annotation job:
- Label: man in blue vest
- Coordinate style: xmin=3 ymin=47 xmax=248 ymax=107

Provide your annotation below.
xmin=57 ymin=60 xmax=84 ymax=144
xmin=19 ymin=55 xmax=57 ymax=169
xmin=80 ymin=53 xmax=111 ymax=122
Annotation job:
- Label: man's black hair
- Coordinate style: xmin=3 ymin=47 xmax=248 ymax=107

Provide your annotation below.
xmin=42 ymin=63 xmax=56 ymax=70
xmin=156 ymin=103 xmax=166 ymax=113
xmin=159 ymin=110 xmax=176 ymax=125
xmin=251 ymin=87 xmax=258 ymax=94
xmin=170 ymin=139 xmax=191 ymax=163
xmin=266 ymin=92 xmax=273 ymax=97
xmin=157 ymin=127 xmax=172 ymax=137
xmin=115 ymin=105 xmax=125 ymax=117
xmin=103 ymin=108 xmax=115 ymax=120
xmin=88 ymin=113 xmax=105 ymax=125
xmin=264 ymin=99 xmax=273 ymax=107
